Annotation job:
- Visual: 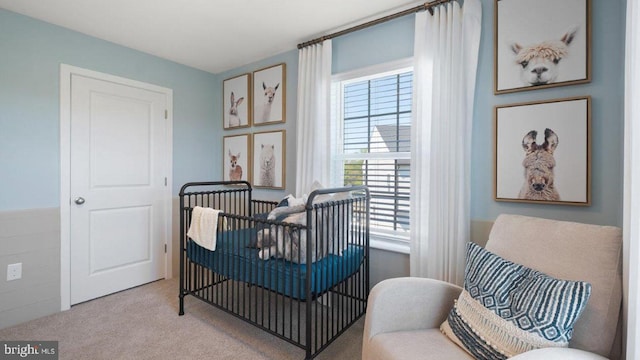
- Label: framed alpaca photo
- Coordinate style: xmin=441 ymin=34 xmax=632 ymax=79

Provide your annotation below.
xmin=494 ymin=96 xmax=591 ymax=206
xmin=253 ymin=63 xmax=286 ymax=126
xmin=252 ymin=130 xmax=285 ymax=189
xmin=494 ymin=0 xmax=591 ymax=94
xmin=223 ymin=134 xmax=251 ymax=183
xmin=223 ymin=73 xmax=251 ymax=129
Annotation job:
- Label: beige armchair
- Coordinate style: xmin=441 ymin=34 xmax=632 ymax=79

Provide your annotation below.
xmin=362 ymin=214 xmax=622 ymax=360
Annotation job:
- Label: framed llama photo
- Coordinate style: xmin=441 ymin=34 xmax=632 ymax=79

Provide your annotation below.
xmin=494 ymin=0 xmax=591 ymax=94
xmin=223 ymin=73 xmax=251 ymax=129
xmin=253 ymin=63 xmax=286 ymax=126
xmin=494 ymin=96 xmax=591 ymax=205
xmin=223 ymin=134 xmax=250 ymax=182
xmin=252 ymin=130 xmax=285 ymax=189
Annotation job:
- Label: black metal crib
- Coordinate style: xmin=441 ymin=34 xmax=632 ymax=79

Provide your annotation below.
xmin=178 ymin=181 xmax=370 ymax=359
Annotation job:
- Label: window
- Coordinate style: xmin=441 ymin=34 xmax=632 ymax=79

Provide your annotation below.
xmin=331 ymin=60 xmax=412 ymax=250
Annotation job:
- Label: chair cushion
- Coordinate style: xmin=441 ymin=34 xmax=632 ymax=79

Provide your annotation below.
xmin=367 ymin=328 xmax=473 ymax=360
xmin=485 ymin=214 xmax=622 ymax=356
xmin=441 ymin=242 xmax=591 ymax=359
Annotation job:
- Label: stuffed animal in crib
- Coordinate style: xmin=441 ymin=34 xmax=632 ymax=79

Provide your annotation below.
xmin=254 ymin=195 xmax=315 ymax=264
xmin=256 ymin=209 xmax=307 ymax=263
xmin=254 ymin=190 xmax=341 ymax=264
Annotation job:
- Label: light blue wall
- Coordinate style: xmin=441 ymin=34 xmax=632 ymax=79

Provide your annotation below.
xmin=332 ymin=16 xmax=415 ymax=74
xmin=0 ymin=0 xmax=627 ymax=226
xmin=0 ymin=9 xmax=218 ymax=211
xmin=330 ymin=0 xmax=625 ymax=227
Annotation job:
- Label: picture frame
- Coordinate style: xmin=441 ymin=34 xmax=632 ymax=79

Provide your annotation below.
xmin=494 ymin=96 xmax=591 ymax=205
xmin=223 ymin=134 xmax=251 ymax=182
xmin=252 ymin=130 xmax=285 ymax=189
xmin=223 ymin=73 xmax=251 ymax=129
xmin=494 ymin=0 xmax=591 ymax=94
xmin=253 ymin=63 xmax=286 ymax=126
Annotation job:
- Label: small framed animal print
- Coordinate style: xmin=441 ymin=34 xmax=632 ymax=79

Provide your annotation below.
xmin=494 ymin=96 xmax=591 ymax=205
xmin=252 ymin=130 xmax=285 ymax=189
xmin=494 ymin=0 xmax=591 ymax=94
xmin=253 ymin=63 xmax=286 ymax=126
xmin=223 ymin=134 xmax=250 ymax=183
xmin=223 ymin=73 xmax=251 ymax=129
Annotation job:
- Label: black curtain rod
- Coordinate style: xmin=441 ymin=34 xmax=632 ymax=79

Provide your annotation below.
xmin=297 ymin=0 xmax=455 ymax=49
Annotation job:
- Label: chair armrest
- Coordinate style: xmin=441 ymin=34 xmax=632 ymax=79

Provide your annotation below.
xmin=510 ymin=348 xmax=608 ymax=360
xmin=363 ymin=277 xmax=462 ymax=341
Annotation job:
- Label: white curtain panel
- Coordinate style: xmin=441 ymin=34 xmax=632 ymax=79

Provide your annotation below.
xmin=410 ymin=0 xmax=481 ymax=285
xmin=295 ymin=40 xmax=333 ymax=197
xmin=624 ymin=0 xmax=640 ymax=357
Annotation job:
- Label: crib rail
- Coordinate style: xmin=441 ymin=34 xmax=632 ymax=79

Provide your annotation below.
xmin=178 ymin=181 xmax=370 ymax=359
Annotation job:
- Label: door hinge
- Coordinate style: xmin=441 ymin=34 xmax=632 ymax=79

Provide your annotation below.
xmin=164 ymin=110 xmax=168 ymax=119
xmin=164 ymin=177 xmax=167 ymax=186
xmin=164 ymin=244 xmax=167 ymax=253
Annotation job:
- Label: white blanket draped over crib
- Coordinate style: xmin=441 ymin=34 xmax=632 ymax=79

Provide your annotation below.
xmin=187 ymin=206 xmax=221 ymax=251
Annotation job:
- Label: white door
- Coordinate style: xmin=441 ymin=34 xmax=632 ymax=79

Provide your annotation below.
xmin=69 ymin=73 xmax=168 ymax=305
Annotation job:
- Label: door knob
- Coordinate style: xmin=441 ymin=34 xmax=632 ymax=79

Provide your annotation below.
xmin=74 ymin=197 xmax=85 ymax=205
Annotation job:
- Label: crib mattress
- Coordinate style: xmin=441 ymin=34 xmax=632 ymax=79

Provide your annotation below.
xmin=186 ymin=228 xmax=364 ymax=300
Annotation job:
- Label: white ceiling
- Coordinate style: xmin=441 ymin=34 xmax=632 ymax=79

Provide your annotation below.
xmin=0 ymin=0 xmax=420 ymax=74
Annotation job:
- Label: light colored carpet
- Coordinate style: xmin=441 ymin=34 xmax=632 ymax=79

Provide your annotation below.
xmin=0 ymin=278 xmax=364 ymax=359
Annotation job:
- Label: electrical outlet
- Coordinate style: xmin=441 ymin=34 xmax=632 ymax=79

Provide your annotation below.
xmin=7 ymin=263 xmax=22 ymax=281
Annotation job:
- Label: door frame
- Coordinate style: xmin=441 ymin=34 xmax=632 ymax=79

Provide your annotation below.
xmin=59 ymin=64 xmax=173 ymax=310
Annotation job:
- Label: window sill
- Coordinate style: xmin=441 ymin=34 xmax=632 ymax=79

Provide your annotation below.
xmin=370 ymin=233 xmax=410 ymax=254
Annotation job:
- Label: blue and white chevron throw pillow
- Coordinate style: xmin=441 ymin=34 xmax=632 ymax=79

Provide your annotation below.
xmin=441 ymin=242 xmax=591 ymax=360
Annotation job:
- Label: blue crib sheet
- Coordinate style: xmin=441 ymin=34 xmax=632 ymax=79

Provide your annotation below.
xmin=186 ymin=228 xmax=365 ymax=300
